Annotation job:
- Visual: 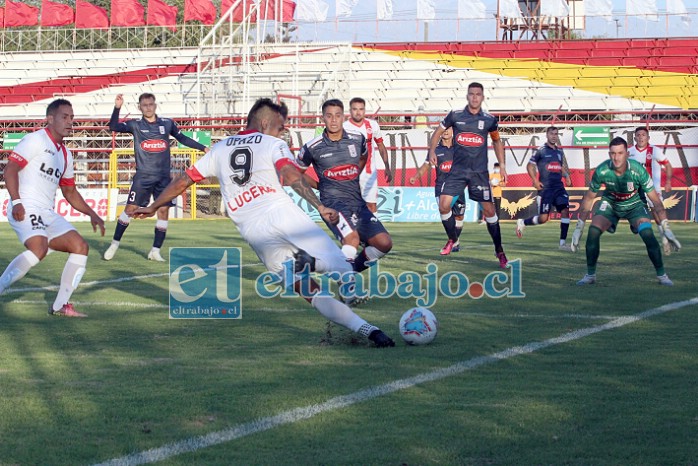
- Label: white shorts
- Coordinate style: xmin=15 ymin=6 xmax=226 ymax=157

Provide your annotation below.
xmin=360 ymin=170 xmax=379 ymax=204
xmin=9 ymin=206 xmax=76 ymax=245
xmin=238 ymin=203 xmax=351 ymax=281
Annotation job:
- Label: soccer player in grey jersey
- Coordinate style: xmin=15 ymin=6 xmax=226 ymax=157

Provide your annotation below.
xmin=515 ymin=126 xmax=574 ymax=250
xmin=298 ymin=99 xmax=393 ymax=273
xmin=103 ymin=93 xmax=208 ymax=262
xmin=428 ymin=82 xmax=509 ymax=267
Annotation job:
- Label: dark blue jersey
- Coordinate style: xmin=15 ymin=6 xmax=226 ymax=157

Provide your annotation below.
xmin=441 ymin=107 xmax=498 ymax=173
xmin=297 ymin=130 xmax=367 ymax=209
xmin=109 ymin=107 xmax=206 ymax=176
xmin=424 ymin=142 xmax=455 ymax=192
xmin=529 ymin=143 xmax=566 ymax=189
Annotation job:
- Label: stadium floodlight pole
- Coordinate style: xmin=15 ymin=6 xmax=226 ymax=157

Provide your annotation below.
xmin=195 ymin=0 xmax=256 ymax=119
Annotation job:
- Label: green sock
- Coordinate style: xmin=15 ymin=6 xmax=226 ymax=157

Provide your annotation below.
xmin=585 ymin=226 xmax=602 ymax=275
xmin=639 ymin=227 xmax=664 ymax=276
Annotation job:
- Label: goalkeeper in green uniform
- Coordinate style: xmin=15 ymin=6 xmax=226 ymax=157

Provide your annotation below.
xmin=571 ymin=137 xmax=681 ymax=286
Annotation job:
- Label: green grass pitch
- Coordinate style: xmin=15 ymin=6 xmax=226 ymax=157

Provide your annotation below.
xmin=1 ymin=220 xmax=696 ymax=465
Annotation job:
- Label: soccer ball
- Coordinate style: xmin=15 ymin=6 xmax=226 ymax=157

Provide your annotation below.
xmin=399 ymin=307 xmax=438 ymax=345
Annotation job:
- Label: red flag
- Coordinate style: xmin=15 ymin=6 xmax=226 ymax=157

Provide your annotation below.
xmin=5 ymin=0 xmax=40 ymax=27
xmin=147 ymin=0 xmax=177 ymax=31
xmin=41 ymin=0 xmax=74 ymax=27
xmin=221 ymin=0 xmax=257 ymax=22
xmin=76 ymin=0 xmax=109 ymax=28
xmin=0 ymin=7 xmax=5 ymax=28
xmin=184 ymin=0 xmax=216 ymax=24
xmin=258 ymin=0 xmax=296 ymax=22
xmin=111 ymin=0 xmax=146 ymax=26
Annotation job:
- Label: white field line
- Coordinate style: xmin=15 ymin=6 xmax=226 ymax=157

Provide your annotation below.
xmin=92 ymin=296 xmax=698 ymax=466
xmin=8 ymin=299 xmax=624 ymax=320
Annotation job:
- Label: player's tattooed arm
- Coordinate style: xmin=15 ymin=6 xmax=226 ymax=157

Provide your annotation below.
xmin=280 ymin=164 xmax=338 ymax=224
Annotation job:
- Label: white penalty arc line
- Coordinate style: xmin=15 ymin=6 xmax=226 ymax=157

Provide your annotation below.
xmin=93 ymin=296 xmax=698 ymax=466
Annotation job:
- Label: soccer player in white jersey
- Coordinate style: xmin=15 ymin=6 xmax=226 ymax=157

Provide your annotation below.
xmin=0 ymin=99 xmax=106 ymax=317
xmin=133 ymin=98 xmax=395 ymax=348
xmin=628 ymin=127 xmax=675 ymax=255
xmin=343 ymin=97 xmax=393 ymax=213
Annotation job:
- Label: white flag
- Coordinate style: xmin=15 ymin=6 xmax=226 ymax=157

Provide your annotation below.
xmin=585 ymin=0 xmax=613 ymax=19
xmin=499 ymin=0 xmax=523 ymax=18
xmin=666 ymin=0 xmax=690 ymax=25
xmin=458 ymin=0 xmax=487 ymax=19
xmin=541 ymin=0 xmax=570 ymax=17
xmin=296 ymin=0 xmax=329 ymax=21
xmin=335 ymin=0 xmax=358 ymax=17
xmin=377 ymin=0 xmax=393 ymax=20
xmin=626 ymin=0 xmax=658 ymax=21
xmin=666 ymin=0 xmax=687 ymax=14
xmin=417 ymin=0 xmax=436 ymax=21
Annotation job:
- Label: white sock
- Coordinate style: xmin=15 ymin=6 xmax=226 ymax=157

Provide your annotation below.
xmin=363 ymin=245 xmax=386 ymax=261
xmin=485 ymin=214 xmax=499 ymax=224
xmin=341 ymin=244 xmax=357 ymax=260
xmin=532 ymin=216 xmax=540 ymax=225
xmin=311 ymin=295 xmax=368 ymax=333
xmin=560 ymin=239 xmax=566 ymax=246
xmin=151 ymin=247 xmax=161 ymax=253
xmin=0 ymin=250 xmax=41 ymax=294
xmin=156 ymin=219 xmax=168 ymax=230
xmin=52 ymin=254 xmax=87 ymax=311
xmin=118 ymin=211 xmax=131 ymax=224
xmin=455 ymin=219 xmax=464 ymax=228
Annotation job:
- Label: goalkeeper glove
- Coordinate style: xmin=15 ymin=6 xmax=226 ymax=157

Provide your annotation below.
xmin=661 ymin=220 xmax=681 ymax=252
xmin=571 ymin=219 xmax=585 ymax=252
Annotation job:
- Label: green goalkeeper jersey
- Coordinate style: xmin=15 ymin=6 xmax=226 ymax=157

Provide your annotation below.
xmin=589 ymin=159 xmax=654 ymax=212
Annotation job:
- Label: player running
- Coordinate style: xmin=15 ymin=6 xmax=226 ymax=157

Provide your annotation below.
xmin=298 ymin=99 xmax=393 ymax=273
xmin=409 ymin=127 xmax=466 ymax=253
xmin=515 ymin=126 xmax=574 ymax=251
xmin=427 ymin=82 xmax=509 ymax=266
xmin=342 ymin=97 xmax=393 ymax=213
xmin=133 ymin=98 xmax=395 ymax=348
xmin=103 ymin=93 xmax=208 ymax=262
xmin=572 ymin=137 xmax=680 ymax=286
xmin=0 ymin=99 xmax=106 ymax=316
xmin=628 ymin=126 xmax=676 ymax=255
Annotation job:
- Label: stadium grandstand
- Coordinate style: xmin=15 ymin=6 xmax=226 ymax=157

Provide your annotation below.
xmin=1 ymin=0 xmax=697 ymax=223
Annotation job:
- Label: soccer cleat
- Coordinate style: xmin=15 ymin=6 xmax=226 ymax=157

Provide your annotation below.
xmin=293 ymin=249 xmax=316 ymax=273
xmin=496 ymin=251 xmax=508 ymax=269
xmin=452 ymin=240 xmax=460 ymax=253
xmin=657 ymin=274 xmax=674 ymax=286
xmin=515 ymin=219 xmax=525 ymax=238
xmin=103 ymin=242 xmax=119 ymax=261
xmin=368 ymin=329 xmax=395 ymax=348
xmin=49 ymin=303 xmax=87 ymax=318
xmin=440 ymin=239 xmax=455 ymax=256
xmin=576 ymin=274 xmax=597 ymax=285
xmin=147 ymin=250 xmax=166 ymax=262
xmin=559 ymin=244 xmax=573 ymax=252
xmin=662 ymin=237 xmax=672 ymax=256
